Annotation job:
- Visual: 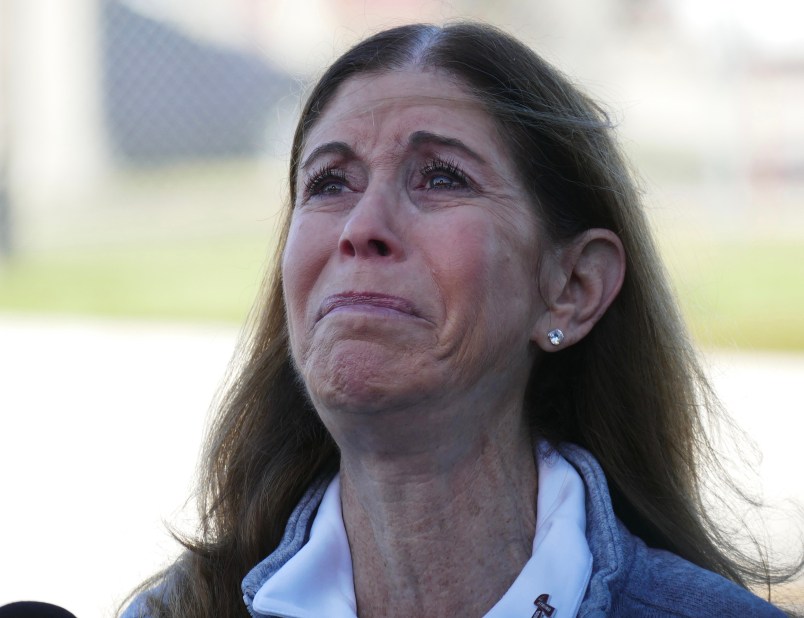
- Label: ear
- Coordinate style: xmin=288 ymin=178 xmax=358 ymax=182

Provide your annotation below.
xmin=532 ymin=229 xmax=625 ymax=351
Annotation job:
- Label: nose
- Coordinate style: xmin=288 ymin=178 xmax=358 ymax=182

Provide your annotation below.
xmin=338 ymin=187 xmax=404 ymax=260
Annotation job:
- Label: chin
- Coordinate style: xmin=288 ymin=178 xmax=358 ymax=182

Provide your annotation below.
xmin=302 ymin=340 xmax=438 ymax=414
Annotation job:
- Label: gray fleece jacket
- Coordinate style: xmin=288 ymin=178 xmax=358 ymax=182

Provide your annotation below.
xmin=124 ymin=444 xmax=787 ymax=617
xmin=240 ymin=443 xmax=785 ymax=617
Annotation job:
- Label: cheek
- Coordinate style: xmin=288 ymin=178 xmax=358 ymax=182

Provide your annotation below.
xmin=433 ymin=217 xmax=534 ymax=312
xmin=426 ymin=216 xmax=539 ymax=360
xmin=438 ymin=229 xmax=492 ymax=308
xmin=282 ymin=215 xmax=336 ymax=343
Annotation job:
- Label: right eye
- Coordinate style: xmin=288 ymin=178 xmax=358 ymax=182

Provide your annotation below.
xmin=305 ymin=167 xmax=349 ymax=197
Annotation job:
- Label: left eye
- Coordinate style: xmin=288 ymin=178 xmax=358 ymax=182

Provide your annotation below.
xmin=420 ymin=158 xmax=469 ymax=191
xmin=427 ymin=174 xmax=459 ymax=190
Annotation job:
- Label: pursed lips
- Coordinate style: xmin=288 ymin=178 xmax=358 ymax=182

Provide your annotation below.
xmin=318 ymin=292 xmax=419 ymax=320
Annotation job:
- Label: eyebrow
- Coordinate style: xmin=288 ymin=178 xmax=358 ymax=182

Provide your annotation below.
xmin=300 ymin=131 xmax=487 ymax=172
xmin=300 ymin=141 xmax=355 ymax=172
xmin=408 ymin=131 xmax=487 ymax=164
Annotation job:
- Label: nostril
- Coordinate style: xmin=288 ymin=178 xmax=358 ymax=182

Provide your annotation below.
xmin=341 ymin=239 xmax=356 ymax=257
xmin=369 ymin=239 xmax=390 ymax=257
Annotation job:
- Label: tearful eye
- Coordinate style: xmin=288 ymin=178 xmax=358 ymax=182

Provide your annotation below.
xmin=427 ymin=175 xmax=459 ymax=190
xmin=420 ymin=157 xmax=469 ymax=191
xmin=319 ymin=180 xmax=344 ymax=194
xmin=304 ymin=166 xmax=349 ymax=198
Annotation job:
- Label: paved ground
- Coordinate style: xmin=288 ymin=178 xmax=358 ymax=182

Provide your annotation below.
xmin=1 ymin=315 xmax=802 ymax=616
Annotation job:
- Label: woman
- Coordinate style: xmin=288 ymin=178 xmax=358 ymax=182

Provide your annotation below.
xmin=124 ymin=22 xmax=799 ymax=617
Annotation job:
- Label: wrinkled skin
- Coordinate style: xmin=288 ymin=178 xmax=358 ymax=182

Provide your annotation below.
xmin=282 ymin=69 xmax=547 ymax=431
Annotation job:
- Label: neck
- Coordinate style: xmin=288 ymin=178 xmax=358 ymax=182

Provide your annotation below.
xmin=339 ymin=403 xmax=537 ymax=618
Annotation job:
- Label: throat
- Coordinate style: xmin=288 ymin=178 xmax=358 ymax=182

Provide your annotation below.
xmin=340 ymin=441 xmax=538 ymax=617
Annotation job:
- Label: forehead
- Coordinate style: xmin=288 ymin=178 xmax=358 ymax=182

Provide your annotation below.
xmin=301 ymin=69 xmax=505 ymax=159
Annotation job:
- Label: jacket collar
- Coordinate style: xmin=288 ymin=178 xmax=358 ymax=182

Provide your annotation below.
xmin=558 ymin=444 xmax=634 ymax=616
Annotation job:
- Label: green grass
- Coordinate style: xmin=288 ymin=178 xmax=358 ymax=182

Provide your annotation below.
xmin=2 ymin=236 xmax=803 ymax=351
xmin=0 ymin=238 xmax=270 ymax=324
xmin=665 ymin=239 xmax=804 ymax=351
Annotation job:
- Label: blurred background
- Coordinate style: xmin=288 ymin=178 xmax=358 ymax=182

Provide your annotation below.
xmin=0 ymin=0 xmax=802 ymax=615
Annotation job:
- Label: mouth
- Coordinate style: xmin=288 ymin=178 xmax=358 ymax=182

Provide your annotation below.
xmin=318 ymin=292 xmax=418 ymax=320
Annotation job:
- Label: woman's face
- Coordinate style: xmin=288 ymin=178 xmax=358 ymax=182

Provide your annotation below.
xmin=283 ymin=69 xmax=549 ymax=415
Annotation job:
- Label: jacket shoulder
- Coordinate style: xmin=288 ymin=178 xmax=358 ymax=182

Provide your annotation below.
xmin=120 ymin=591 xmax=154 ymax=618
xmin=119 ymin=576 xmax=175 ymax=618
xmin=615 ymin=538 xmax=785 ymax=617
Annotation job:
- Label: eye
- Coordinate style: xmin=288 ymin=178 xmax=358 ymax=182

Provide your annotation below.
xmin=428 ymin=174 xmax=458 ymax=190
xmin=420 ymin=157 xmax=469 ymax=191
xmin=304 ymin=166 xmax=349 ymax=197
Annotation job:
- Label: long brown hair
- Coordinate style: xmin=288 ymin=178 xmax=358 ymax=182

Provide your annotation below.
xmin=124 ymin=22 xmax=800 ymax=617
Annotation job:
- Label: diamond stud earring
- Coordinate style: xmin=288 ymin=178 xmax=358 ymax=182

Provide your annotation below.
xmin=547 ymin=329 xmax=565 ymax=346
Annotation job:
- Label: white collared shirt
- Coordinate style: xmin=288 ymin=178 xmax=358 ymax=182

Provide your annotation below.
xmin=252 ymin=444 xmax=592 ymax=617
